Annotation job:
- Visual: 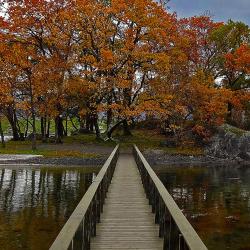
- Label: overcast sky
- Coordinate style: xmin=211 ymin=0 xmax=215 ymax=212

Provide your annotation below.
xmin=168 ymin=0 xmax=250 ymax=25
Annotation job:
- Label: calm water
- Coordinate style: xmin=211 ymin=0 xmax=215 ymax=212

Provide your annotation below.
xmin=155 ymin=166 xmax=250 ymax=250
xmin=0 ymin=166 xmax=98 ymax=250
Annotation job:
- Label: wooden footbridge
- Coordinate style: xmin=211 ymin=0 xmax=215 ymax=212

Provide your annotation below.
xmin=50 ymin=145 xmax=207 ymax=250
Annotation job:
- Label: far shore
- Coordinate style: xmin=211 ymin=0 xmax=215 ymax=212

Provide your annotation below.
xmin=0 ymin=152 xmax=249 ymax=169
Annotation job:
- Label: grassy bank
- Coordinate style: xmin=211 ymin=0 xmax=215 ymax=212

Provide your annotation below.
xmin=0 ymin=139 xmax=102 ymax=158
xmin=0 ymin=129 xmax=204 ymax=157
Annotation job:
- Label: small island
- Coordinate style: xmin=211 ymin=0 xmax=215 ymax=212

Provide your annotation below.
xmin=0 ymin=1 xmax=249 ymax=250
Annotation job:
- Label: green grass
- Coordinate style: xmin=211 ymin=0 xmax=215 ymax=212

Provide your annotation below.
xmin=0 ymin=128 xmax=204 ymax=157
xmin=0 ymin=117 xmax=80 ymax=135
xmin=223 ymin=124 xmax=246 ymax=137
xmin=160 ymin=146 xmax=204 ymax=156
xmin=114 ymin=129 xmax=164 ymax=149
xmin=0 ymin=146 xmax=100 ymax=158
xmin=0 ymin=138 xmax=101 ymax=158
xmin=109 ymin=129 xmax=204 ymax=155
xmin=0 ymin=117 xmax=11 ymax=133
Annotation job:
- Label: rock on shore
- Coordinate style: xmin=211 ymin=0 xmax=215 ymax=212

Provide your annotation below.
xmin=206 ymin=124 xmax=250 ymax=161
xmin=143 ymin=124 xmax=250 ymax=166
xmin=143 ymin=149 xmax=241 ymax=167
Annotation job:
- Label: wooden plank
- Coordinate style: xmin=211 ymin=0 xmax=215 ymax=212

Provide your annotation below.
xmin=91 ymin=153 xmax=163 ymax=250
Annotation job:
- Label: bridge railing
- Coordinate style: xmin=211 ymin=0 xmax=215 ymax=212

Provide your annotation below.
xmin=50 ymin=145 xmax=119 ymax=250
xmin=133 ymin=145 xmax=207 ymax=250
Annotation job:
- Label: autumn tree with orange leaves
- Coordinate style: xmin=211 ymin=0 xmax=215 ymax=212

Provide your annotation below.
xmin=0 ymin=0 xmax=249 ymax=148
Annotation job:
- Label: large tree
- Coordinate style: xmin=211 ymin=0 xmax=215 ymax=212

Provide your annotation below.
xmin=0 ymin=0 xmax=249 ymax=146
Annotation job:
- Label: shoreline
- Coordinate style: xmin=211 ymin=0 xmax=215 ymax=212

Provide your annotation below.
xmin=0 ymin=152 xmax=249 ymax=168
xmin=0 ymin=156 xmax=107 ymax=166
xmin=144 ymin=153 xmax=250 ymax=168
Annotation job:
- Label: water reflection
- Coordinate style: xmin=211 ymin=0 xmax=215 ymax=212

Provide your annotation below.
xmin=155 ymin=166 xmax=250 ymax=250
xmin=0 ymin=167 xmax=97 ymax=250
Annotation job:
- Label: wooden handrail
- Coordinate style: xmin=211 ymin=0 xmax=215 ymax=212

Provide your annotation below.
xmin=50 ymin=145 xmax=119 ymax=250
xmin=133 ymin=145 xmax=207 ymax=250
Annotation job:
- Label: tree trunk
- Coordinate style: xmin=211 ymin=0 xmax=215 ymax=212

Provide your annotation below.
xmin=31 ymin=106 xmax=36 ymax=150
xmin=29 ymin=76 xmax=37 ymax=150
xmin=70 ymin=116 xmax=78 ymax=131
xmin=65 ymin=113 xmax=68 ymax=136
xmin=41 ymin=116 xmax=47 ymax=142
xmin=123 ymin=120 xmax=132 ymax=136
xmin=0 ymin=120 xmax=5 ymax=148
xmin=25 ymin=117 xmax=29 ymax=138
xmin=31 ymin=112 xmax=36 ymax=150
xmin=55 ymin=115 xmax=64 ymax=143
xmin=41 ymin=117 xmax=45 ymax=138
xmin=227 ymin=102 xmax=233 ymax=123
xmin=83 ymin=114 xmax=90 ymax=131
xmin=5 ymin=107 xmax=20 ymax=141
xmin=131 ymin=117 xmax=136 ymax=129
xmin=14 ymin=110 xmax=21 ymax=136
xmin=46 ymin=119 xmax=50 ymax=138
xmin=107 ymin=119 xmax=125 ymax=139
xmin=106 ymin=108 xmax=112 ymax=132
xmin=43 ymin=116 xmax=47 ymax=141
xmin=90 ymin=116 xmax=94 ymax=132
xmin=106 ymin=95 xmax=113 ymax=132
xmin=94 ymin=116 xmax=101 ymax=139
xmin=85 ymin=113 xmax=94 ymax=132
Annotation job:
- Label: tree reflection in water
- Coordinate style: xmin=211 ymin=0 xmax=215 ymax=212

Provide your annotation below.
xmin=155 ymin=166 xmax=250 ymax=250
xmin=0 ymin=167 xmax=97 ymax=250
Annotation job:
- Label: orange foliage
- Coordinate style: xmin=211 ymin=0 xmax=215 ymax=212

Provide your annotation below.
xmin=0 ymin=0 xmax=249 ymax=142
xmin=225 ymin=44 xmax=250 ymax=74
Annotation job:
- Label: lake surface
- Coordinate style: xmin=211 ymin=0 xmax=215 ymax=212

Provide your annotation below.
xmin=155 ymin=166 xmax=250 ymax=250
xmin=0 ymin=166 xmax=98 ymax=250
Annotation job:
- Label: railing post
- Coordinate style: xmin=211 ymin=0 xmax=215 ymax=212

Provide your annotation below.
xmin=154 ymin=191 xmax=159 ymax=224
xmin=163 ymin=209 xmax=171 ymax=250
xmin=96 ymin=186 xmax=101 ymax=222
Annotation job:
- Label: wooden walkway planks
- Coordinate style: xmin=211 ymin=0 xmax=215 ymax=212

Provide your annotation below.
xmin=91 ymin=153 xmax=163 ymax=250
